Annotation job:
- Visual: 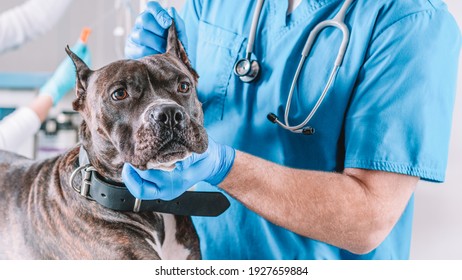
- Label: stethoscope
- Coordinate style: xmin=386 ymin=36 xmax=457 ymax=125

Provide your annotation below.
xmin=233 ymin=0 xmax=354 ymax=135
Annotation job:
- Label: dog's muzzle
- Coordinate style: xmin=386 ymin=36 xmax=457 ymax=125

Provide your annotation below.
xmin=147 ymin=103 xmax=187 ymax=130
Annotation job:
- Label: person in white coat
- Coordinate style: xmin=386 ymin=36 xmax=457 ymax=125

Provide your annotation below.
xmin=0 ymin=0 xmax=90 ymax=153
xmin=0 ymin=0 xmax=73 ymax=53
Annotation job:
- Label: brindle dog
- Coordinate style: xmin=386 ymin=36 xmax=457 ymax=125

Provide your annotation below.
xmin=0 ymin=24 xmax=207 ymax=259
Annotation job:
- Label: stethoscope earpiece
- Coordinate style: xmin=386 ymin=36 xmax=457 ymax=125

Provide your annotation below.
xmin=302 ymin=127 xmax=315 ymax=135
xmin=266 ymin=113 xmax=278 ymax=123
xmin=267 ymin=113 xmax=316 ymax=135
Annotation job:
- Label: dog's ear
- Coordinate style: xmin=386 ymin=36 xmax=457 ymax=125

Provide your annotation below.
xmin=166 ymin=21 xmax=198 ymax=81
xmin=65 ymin=45 xmax=92 ymax=111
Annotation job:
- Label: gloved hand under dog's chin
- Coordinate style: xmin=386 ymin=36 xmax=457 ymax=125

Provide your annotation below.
xmin=122 ymin=137 xmax=235 ymax=201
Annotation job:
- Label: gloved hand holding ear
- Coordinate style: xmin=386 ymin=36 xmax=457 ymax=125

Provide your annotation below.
xmin=124 ymin=1 xmax=188 ymax=59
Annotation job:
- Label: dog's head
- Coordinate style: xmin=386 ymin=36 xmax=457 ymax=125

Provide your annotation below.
xmin=66 ymin=24 xmax=207 ymax=179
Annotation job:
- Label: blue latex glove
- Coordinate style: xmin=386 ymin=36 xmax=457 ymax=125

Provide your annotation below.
xmin=122 ymin=136 xmax=235 ymax=201
xmin=39 ymin=40 xmax=91 ymax=105
xmin=124 ymin=1 xmax=188 ymax=59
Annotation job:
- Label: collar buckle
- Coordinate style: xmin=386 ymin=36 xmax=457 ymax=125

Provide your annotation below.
xmin=69 ymin=164 xmax=97 ymax=200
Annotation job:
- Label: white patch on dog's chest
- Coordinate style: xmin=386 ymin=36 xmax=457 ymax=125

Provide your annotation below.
xmin=151 ymin=214 xmax=191 ymax=260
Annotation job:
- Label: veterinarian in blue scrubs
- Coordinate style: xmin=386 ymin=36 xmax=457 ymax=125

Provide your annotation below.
xmin=123 ymin=0 xmax=461 ymax=259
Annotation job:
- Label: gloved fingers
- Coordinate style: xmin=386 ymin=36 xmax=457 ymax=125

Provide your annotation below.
xmin=135 ymin=10 xmax=169 ymax=37
xmin=130 ymin=27 xmax=167 ymax=53
xmin=122 ymin=162 xmax=174 ymax=184
xmin=144 ymin=1 xmax=173 ymax=29
xmin=122 ymin=164 xmax=162 ymax=199
xmin=167 ymin=7 xmax=188 ymax=50
xmin=176 ymin=152 xmax=209 ymax=171
xmin=122 ymin=164 xmax=186 ymax=201
xmin=125 ymin=37 xmax=158 ymax=59
xmin=135 ymin=166 xmax=173 ymax=182
xmin=125 ymin=28 xmax=166 ymax=59
xmin=124 ymin=2 xmax=171 ymax=59
xmin=124 ymin=2 xmax=190 ymax=60
xmin=175 ymin=136 xmax=215 ymax=171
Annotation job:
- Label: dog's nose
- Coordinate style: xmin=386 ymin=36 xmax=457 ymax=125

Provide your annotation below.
xmin=149 ymin=104 xmax=186 ymax=129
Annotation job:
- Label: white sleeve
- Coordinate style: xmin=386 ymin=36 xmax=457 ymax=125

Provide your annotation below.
xmin=0 ymin=107 xmax=41 ymax=152
xmin=0 ymin=0 xmax=73 ymax=54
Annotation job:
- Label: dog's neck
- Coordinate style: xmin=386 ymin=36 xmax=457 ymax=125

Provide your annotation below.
xmin=79 ymin=121 xmax=124 ymax=182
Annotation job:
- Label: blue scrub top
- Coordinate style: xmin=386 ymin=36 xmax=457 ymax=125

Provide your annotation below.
xmin=181 ymin=0 xmax=461 ymax=259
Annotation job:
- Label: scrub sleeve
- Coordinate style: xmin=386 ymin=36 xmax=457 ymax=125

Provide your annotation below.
xmin=344 ymin=8 xmax=461 ymax=182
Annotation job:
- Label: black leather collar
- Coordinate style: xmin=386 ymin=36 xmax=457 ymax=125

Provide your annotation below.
xmin=69 ymin=146 xmax=230 ymax=216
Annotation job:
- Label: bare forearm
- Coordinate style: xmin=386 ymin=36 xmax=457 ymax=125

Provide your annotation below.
xmin=219 ymin=151 xmax=417 ymax=254
xmin=28 ymin=95 xmax=52 ymax=122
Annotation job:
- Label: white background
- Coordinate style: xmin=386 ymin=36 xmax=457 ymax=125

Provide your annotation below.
xmin=412 ymin=0 xmax=462 ymax=259
xmin=1 ymin=260 xmax=462 ymax=279
xmin=0 ymin=0 xmax=460 ymax=259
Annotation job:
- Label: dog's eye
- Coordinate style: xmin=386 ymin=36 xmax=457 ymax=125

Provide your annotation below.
xmin=177 ymin=82 xmax=190 ymax=93
xmin=111 ymin=89 xmax=129 ymax=101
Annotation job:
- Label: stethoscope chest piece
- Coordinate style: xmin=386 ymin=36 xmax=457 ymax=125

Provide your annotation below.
xmin=234 ymin=58 xmax=260 ymax=83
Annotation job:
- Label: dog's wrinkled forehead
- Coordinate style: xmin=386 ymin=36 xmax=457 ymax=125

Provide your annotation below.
xmin=90 ymin=54 xmax=195 ymax=98
xmin=141 ymin=54 xmax=196 ymax=83
xmin=93 ymin=59 xmax=149 ymax=91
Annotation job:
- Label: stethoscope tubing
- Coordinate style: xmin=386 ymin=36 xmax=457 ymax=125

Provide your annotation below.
xmin=236 ymin=0 xmax=355 ymax=134
xmin=246 ymin=0 xmax=265 ymax=58
xmin=283 ymin=20 xmax=350 ymax=132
